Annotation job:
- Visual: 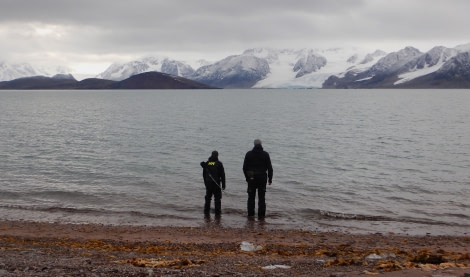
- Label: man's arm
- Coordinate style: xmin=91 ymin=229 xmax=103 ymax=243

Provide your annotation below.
xmin=200 ymin=161 xmax=206 ymax=179
xmin=242 ymin=152 xmax=249 ymax=181
xmin=219 ymin=162 xmax=226 ymax=190
xmin=266 ymin=153 xmax=273 ymax=184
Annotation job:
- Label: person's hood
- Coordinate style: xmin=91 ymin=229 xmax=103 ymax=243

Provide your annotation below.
xmin=208 ymin=155 xmax=219 ymax=161
xmin=253 ymin=144 xmax=264 ymax=151
xmin=209 ymin=150 xmax=219 ymax=161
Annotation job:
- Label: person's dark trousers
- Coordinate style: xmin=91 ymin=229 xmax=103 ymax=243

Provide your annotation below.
xmin=204 ymin=184 xmax=222 ymax=215
xmin=247 ymin=179 xmax=266 ymax=218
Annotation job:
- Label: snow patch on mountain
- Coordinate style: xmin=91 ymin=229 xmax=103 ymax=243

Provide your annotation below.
xmin=395 ymin=63 xmax=444 ymax=85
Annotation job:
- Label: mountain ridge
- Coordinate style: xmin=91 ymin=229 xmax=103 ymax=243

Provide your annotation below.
xmin=323 ymin=45 xmax=470 ymax=88
xmin=2 ymin=42 xmax=470 ymax=88
xmin=0 ymin=71 xmax=216 ymax=90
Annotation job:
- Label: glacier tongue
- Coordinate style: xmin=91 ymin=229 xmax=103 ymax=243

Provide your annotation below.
xmin=252 ymin=47 xmax=386 ymax=88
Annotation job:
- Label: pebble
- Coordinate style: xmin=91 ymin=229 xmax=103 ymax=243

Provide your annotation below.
xmin=330 ymin=273 xmax=350 ymax=277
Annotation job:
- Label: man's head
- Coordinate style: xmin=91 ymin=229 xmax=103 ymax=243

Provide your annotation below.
xmin=211 ymin=150 xmax=218 ymax=158
xmin=254 ymin=139 xmax=262 ymax=146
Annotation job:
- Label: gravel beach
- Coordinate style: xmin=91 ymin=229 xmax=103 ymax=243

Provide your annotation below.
xmin=0 ymin=220 xmax=469 ymax=276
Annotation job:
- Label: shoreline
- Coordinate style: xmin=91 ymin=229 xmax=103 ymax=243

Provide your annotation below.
xmin=0 ymin=220 xmax=469 ymax=276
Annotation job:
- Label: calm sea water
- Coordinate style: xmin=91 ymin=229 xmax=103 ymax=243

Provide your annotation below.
xmin=0 ymin=89 xmax=469 ymax=235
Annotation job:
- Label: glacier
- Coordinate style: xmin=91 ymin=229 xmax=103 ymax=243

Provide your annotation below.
xmin=251 ymin=47 xmax=386 ymax=88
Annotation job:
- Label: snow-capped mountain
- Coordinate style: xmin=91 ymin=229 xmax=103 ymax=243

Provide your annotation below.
xmin=4 ymin=42 xmax=470 ymax=88
xmin=399 ymin=51 xmax=470 ymax=88
xmin=96 ymin=56 xmax=195 ymax=81
xmin=0 ymin=62 xmax=37 ymax=81
xmin=91 ymin=43 xmax=470 ymax=89
xmin=394 ymin=46 xmax=458 ymax=85
xmin=0 ymin=61 xmax=70 ymax=81
xmin=436 ymin=51 xmax=470 ymax=78
xmin=323 ymin=45 xmax=470 ymax=88
xmin=191 ymin=54 xmax=270 ymax=88
xmin=323 ymin=47 xmax=423 ymax=88
xmin=91 ymin=47 xmax=388 ymax=89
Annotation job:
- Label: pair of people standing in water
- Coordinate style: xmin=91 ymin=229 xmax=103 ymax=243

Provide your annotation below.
xmin=200 ymin=139 xmax=273 ymax=219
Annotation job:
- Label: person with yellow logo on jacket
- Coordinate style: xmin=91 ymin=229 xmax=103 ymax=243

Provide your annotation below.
xmin=200 ymin=151 xmax=226 ymax=216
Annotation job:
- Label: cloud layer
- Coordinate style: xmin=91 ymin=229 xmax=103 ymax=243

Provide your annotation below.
xmin=1 ymin=0 xmax=469 ymax=74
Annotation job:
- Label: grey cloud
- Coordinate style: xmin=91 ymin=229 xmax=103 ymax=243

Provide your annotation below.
xmin=0 ymin=0 xmax=469 ymax=72
xmin=0 ymin=0 xmax=363 ymax=23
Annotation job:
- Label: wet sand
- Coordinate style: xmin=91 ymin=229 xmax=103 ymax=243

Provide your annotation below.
xmin=0 ymin=220 xmax=469 ymax=276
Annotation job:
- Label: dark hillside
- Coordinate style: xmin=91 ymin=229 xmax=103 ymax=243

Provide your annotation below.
xmin=111 ymin=71 xmax=216 ymax=89
xmin=0 ymin=71 xmax=217 ymax=90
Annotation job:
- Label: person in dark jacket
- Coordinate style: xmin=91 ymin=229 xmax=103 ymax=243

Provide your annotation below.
xmin=200 ymin=150 xmax=226 ymax=215
xmin=243 ymin=139 xmax=273 ymax=219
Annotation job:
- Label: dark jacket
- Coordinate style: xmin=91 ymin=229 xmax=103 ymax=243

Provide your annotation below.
xmin=201 ymin=156 xmax=226 ymax=189
xmin=243 ymin=144 xmax=273 ymax=183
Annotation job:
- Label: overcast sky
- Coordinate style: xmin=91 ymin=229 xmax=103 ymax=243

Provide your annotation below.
xmin=1 ymin=0 xmax=469 ymax=75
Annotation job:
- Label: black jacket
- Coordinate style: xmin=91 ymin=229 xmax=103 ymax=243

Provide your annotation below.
xmin=243 ymin=144 xmax=273 ymax=183
xmin=201 ymin=156 xmax=226 ymax=189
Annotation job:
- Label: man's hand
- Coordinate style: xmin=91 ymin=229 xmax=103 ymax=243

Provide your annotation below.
xmin=268 ymin=182 xmax=272 ymax=186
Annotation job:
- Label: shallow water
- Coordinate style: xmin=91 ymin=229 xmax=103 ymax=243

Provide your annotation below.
xmin=1 ymin=89 xmax=469 ymax=235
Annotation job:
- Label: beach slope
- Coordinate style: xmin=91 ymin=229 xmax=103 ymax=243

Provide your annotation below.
xmin=0 ymin=220 xmax=469 ymax=276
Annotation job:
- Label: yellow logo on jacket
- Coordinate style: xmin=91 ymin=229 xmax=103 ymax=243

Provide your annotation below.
xmin=208 ymin=162 xmax=216 ymax=166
